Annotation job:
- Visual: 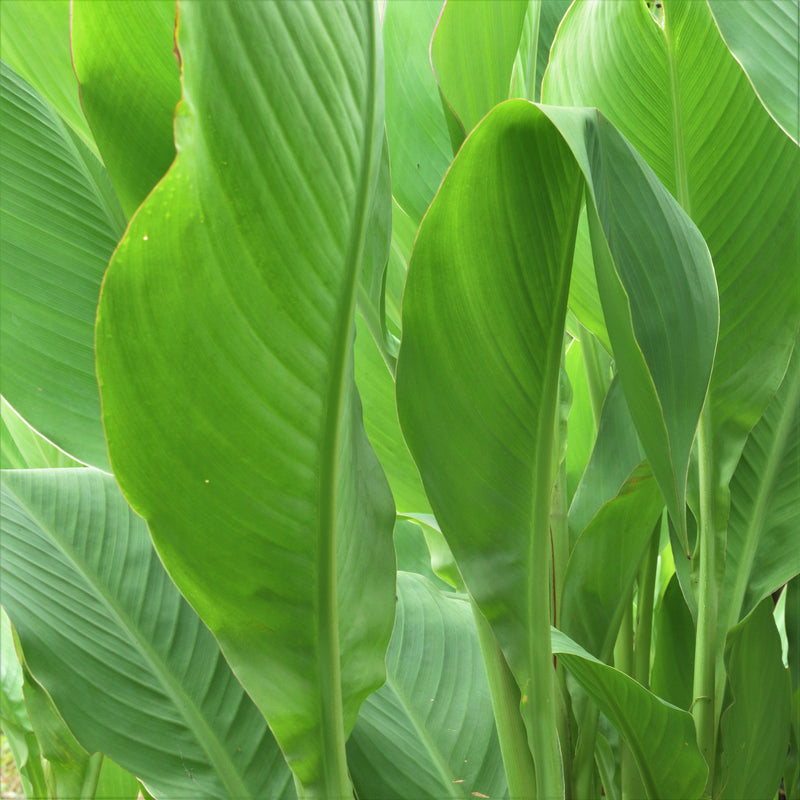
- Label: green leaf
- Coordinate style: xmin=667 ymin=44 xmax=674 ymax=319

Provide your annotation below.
xmin=552 ymin=628 xmax=708 ymax=800
xmin=0 ymin=0 xmax=97 ymax=156
xmin=95 ymin=4 xmax=395 ymax=793
xmin=431 ymin=0 xmax=528 ymax=136
xmin=0 ymin=63 xmax=124 ymax=470
xmin=0 ymin=468 xmax=295 ymax=800
xmin=720 ymin=338 xmax=800 ymax=630
xmin=355 ymin=314 xmax=431 ymax=515
xmin=561 ymin=464 xmax=664 ymax=661
xmin=651 ymin=575 xmax=695 ymax=711
xmin=564 ymin=337 xmax=599 ymax=504
xmin=718 ymin=599 xmax=792 ymax=800
xmin=348 ymin=573 xmax=507 ymax=800
xmin=71 ymin=0 xmax=180 ymax=217
xmin=708 ymin=0 xmax=800 ymax=145
xmin=568 ymin=375 xmax=644 ymax=539
xmin=383 ymin=0 xmax=451 ymax=226
xmin=393 ymin=519 xmax=451 ymax=592
xmin=544 ymin=0 xmax=800 ymax=489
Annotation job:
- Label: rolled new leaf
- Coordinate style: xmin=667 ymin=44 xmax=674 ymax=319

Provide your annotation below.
xmin=95 ymin=3 xmax=395 ymax=796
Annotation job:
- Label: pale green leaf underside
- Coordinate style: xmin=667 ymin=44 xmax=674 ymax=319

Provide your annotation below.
xmin=348 ymin=573 xmax=507 ymax=800
xmin=0 ymin=468 xmax=294 ymax=800
xmin=0 ymin=63 xmax=122 ymax=470
xmin=95 ymin=3 xmax=395 ymax=788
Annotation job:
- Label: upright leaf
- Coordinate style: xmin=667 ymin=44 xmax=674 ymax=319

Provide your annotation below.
xmin=95 ymin=4 xmax=395 ymax=793
xmin=431 ymin=0 xmax=528 ymax=137
xmin=71 ymin=0 xmax=181 ymax=217
xmin=0 ymin=64 xmax=123 ymax=469
xmin=0 ymin=468 xmax=294 ymax=799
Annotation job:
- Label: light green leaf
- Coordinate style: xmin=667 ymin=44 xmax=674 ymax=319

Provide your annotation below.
xmin=0 ymin=468 xmax=295 ymax=800
xmin=0 ymin=1 xmax=97 ymax=156
xmin=552 ymin=628 xmax=708 ymax=800
xmin=568 ymin=376 xmax=644 ymax=539
xmin=431 ymin=0 xmax=528 ymax=136
xmin=95 ymin=4 xmax=395 ymax=793
xmin=708 ymin=0 xmax=799 ymax=144
xmin=0 ymin=63 xmax=124 ymax=470
xmin=544 ymin=0 xmax=800 ymax=489
xmin=383 ymin=0 xmax=451 ymax=226
xmin=718 ymin=599 xmax=791 ymax=800
xmin=721 ymin=339 xmax=800 ymax=631
xmin=355 ymin=313 xmax=430 ymax=515
xmin=71 ymin=0 xmax=180 ymax=217
xmin=511 ymin=0 xmax=573 ymax=102
xmin=348 ymin=573 xmax=507 ymax=800
xmin=1 ymin=398 xmax=83 ymax=470
xmin=393 ymin=520 xmax=451 ymax=592
xmin=561 ymin=464 xmax=664 ymax=661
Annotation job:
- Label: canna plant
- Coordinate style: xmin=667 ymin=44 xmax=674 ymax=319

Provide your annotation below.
xmin=0 ymin=1 xmax=797 ymax=799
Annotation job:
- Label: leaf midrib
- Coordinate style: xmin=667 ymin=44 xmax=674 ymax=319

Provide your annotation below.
xmin=3 ymin=469 xmax=253 ymax=799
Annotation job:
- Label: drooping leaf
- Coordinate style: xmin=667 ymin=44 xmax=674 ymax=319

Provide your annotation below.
xmin=71 ymin=0 xmax=180 ymax=217
xmin=0 ymin=64 xmax=123 ymax=469
xmin=0 ymin=1 xmax=97 ymax=155
xmin=552 ymin=628 xmax=708 ymax=800
xmin=544 ymin=0 xmax=800 ymax=490
xmin=720 ymin=338 xmax=800 ymax=632
xmin=0 ymin=468 xmax=295 ymax=799
xmin=349 ymin=573 xmax=507 ymax=800
xmin=708 ymin=0 xmax=800 ymax=145
xmin=717 ymin=599 xmax=792 ymax=800
xmin=431 ymin=0 xmax=528 ymax=137
xmin=382 ymin=0 xmax=451 ymax=226
xmin=94 ymin=4 xmax=395 ymax=792
xmin=393 ymin=519 xmax=451 ymax=591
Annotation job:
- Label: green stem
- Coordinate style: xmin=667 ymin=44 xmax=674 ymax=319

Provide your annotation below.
xmin=471 ymin=599 xmax=538 ymax=800
xmin=614 ymin=597 xmax=637 ymax=800
xmin=578 ymin=323 xmax=606 ymax=430
xmin=634 ymin=522 xmax=660 ymax=688
xmin=692 ymin=406 xmax=717 ymax=798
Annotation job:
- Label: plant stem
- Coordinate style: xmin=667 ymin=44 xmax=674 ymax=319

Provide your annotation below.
xmin=471 ymin=598 xmax=538 ymax=800
xmin=614 ymin=597 xmax=637 ymax=800
xmin=692 ymin=405 xmax=717 ymax=798
xmin=81 ymin=752 xmax=104 ymax=799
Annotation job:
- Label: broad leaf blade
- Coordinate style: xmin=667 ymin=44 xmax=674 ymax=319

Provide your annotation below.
xmin=348 ymin=573 xmax=507 ymax=800
xmin=552 ymin=629 xmax=708 ymax=800
xmin=71 ymin=0 xmax=181 ymax=217
xmin=0 ymin=64 xmax=123 ymax=469
xmin=0 ymin=468 xmax=295 ymax=800
xmin=708 ymin=0 xmax=800 ymax=144
xmin=95 ymin=4 xmax=395 ymax=790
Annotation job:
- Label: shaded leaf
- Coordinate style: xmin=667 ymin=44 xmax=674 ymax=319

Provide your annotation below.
xmin=0 ymin=468 xmax=295 ymax=800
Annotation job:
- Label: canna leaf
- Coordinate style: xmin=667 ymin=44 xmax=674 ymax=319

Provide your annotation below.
xmin=95 ymin=3 xmax=396 ymax=792
xmin=348 ymin=573 xmax=507 ymax=800
xmin=0 ymin=64 xmax=124 ymax=469
xmin=71 ymin=0 xmax=180 ymax=217
xmin=0 ymin=468 xmax=295 ymax=799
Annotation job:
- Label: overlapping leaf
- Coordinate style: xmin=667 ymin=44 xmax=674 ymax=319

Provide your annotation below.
xmin=95 ymin=3 xmax=395 ymax=791
xmin=0 ymin=64 xmax=124 ymax=469
xmin=348 ymin=573 xmax=507 ymax=800
xmin=0 ymin=468 xmax=295 ymax=799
